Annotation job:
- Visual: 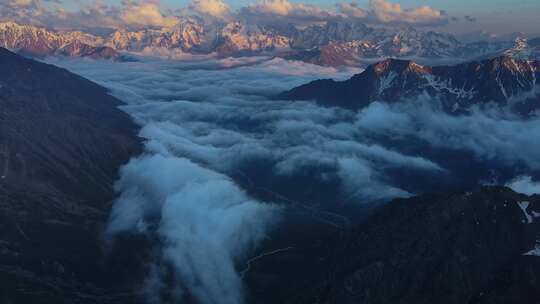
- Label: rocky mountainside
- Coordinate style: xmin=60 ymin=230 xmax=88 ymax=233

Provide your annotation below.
xmin=244 ymin=187 xmax=540 ymax=303
xmin=106 ymin=20 xmax=469 ymax=58
xmin=494 ymin=37 xmax=540 ymax=60
xmin=0 ymin=22 xmax=119 ymax=60
xmin=280 ymin=55 xmax=540 ymax=115
xmin=280 ymin=27 xmax=539 ymax=66
xmin=0 ymin=47 xmax=141 ymax=303
xmin=284 ymin=23 xmax=480 ymax=66
xmin=0 ymin=20 xmax=533 ymax=65
xmin=0 ymin=19 xmax=290 ymax=59
xmin=107 ymin=18 xmax=291 ymax=55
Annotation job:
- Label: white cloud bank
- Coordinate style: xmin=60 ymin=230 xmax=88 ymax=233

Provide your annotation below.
xmin=49 ymin=54 xmax=540 ymax=303
xmin=107 ymin=154 xmax=277 ymax=304
xmin=50 ymin=56 xmax=441 ymax=302
xmin=506 ymin=176 xmax=540 ymax=195
xmin=240 ymin=0 xmax=340 ymax=24
xmin=354 ymin=100 xmax=540 ymax=170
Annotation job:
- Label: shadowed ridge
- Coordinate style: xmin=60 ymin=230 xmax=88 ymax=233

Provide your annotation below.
xmin=279 ymin=55 xmax=540 ymax=115
xmin=0 ymin=47 xmax=143 ymax=304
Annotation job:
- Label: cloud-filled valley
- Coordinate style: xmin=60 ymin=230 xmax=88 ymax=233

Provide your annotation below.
xmin=48 ymin=55 xmax=540 ymax=304
xmin=107 ymin=154 xmax=278 ymax=304
xmin=1 ymin=0 xmax=540 ymax=302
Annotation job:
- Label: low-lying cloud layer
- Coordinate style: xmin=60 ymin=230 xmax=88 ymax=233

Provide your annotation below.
xmin=107 ymin=154 xmax=277 ymax=304
xmin=506 ymin=176 xmax=540 ymax=195
xmin=50 ymin=55 xmax=540 ymax=303
xmin=355 ymin=100 xmax=540 ymax=171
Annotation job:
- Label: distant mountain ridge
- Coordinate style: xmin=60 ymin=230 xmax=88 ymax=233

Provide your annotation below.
xmin=285 ymin=24 xmax=477 ymax=66
xmin=0 ymin=21 xmax=120 ymax=60
xmin=0 ymin=20 xmax=537 ymax=65
xmin=280 ymin=55 xmax=540 ymax=115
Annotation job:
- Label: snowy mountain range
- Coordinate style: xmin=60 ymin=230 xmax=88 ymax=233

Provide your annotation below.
xmin=0 ymin=22 xmax=119 ymax=60
xmin=280 ymin=55 xmax=540 ymax=115
xmin=0 ymin=19 xmax=290 ymax=60
xmin=0 ymin=19 xmax=538 ymax=66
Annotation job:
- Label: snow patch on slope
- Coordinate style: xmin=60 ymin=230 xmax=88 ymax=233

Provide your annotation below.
xmin=423 ymin=74 xmax=476 ymax=99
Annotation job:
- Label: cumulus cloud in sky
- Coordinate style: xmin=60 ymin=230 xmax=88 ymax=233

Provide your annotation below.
xmin=0 ymin=0 xmax=180 ymax=30
xmin=240 ymin=0 xmax=448 ymax=26
xmin=67 ymin=2 xmax=120 ymax=30
xmin=337 ymin=2 xmax=368 ymax=19
xmin=189 ymin=0 xmax=231 ymax=19
xmin=120 ymin=1 xmax=179 ymax=28
xmin=240 ymin=0 xmax=340 ymax=24
xmin=336 ymin=0 xmax=448 ymax=26
xmin=0 ymin=0 xmax=450 ymax=30
xmin=367 ymin=0 xmax=447 ymax=25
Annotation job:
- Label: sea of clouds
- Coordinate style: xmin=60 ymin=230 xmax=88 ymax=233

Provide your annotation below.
xmin=49 ymin=55 xmax=540 ymax=303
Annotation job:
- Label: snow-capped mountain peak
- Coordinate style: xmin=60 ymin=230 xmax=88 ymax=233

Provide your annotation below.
xmin=1 ymin=20 xmax=538 ymax=65
xmin=0 ymin=21 xmax=116 ymax=59
xmin=280 ymin=55 xmax=540 ymax=115
xmin=501 ymin=37 xmax=540 ymax=60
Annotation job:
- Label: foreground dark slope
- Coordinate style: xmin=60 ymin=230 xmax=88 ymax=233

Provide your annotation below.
xmin=0 ymin=48 xmax=141 ymax=303
xmin=280 ymin=56 xmax=540 ymax=115
xmin=245 ymin=187 xmax=540 ymax=303
xmin=302 ymin=187 xmax=540 ymax=304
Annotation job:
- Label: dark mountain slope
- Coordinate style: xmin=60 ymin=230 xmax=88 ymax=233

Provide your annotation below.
xmin=0 ymin=48 xmax=142 ymax=303
xmin=284 ymin=187 xmax=540 ymax=304
xmin=280 ymin=56 xmax=540 ymax=115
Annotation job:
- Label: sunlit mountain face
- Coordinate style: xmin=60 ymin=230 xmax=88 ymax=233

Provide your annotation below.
xmin=1 ymin=1 xmax=540 ymax=304
xmin=1 ymin=0 xmax=539 ymax=65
